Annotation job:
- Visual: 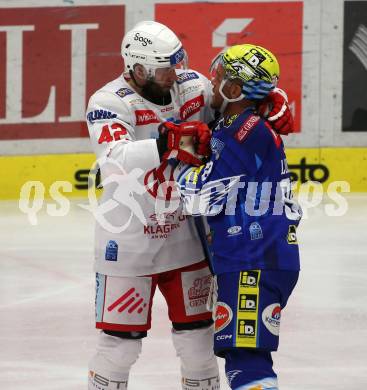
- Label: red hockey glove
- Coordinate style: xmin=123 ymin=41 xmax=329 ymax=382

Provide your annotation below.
xmin=190 ymin=121 xmax=212 ymax=157
xmin=158 ymin=121 xmax=211 ymax=166
xmin=258 ymin=88 xmax=294 ymax=135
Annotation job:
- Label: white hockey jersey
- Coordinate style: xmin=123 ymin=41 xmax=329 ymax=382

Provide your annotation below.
xmin=86 ymin=69 xmax=214 ymax=276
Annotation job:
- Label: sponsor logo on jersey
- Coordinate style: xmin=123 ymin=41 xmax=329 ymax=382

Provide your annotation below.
xmin=129 ymin=97 xmax=144 ymax=105
xmin=216 ymin=334 xmax=232 ymax=341
xmin=180 ymin=95 xmax=204 ymax=120
xmin=143 ymin=220 xmax=183 ymax=237
xmin=215 ymin=302 xmax=233 ymax=333
xmin=210 ymin=137 xmax=225 ymax=160
xmin=179 ymin=84 xmax=202 ymax=96
xmin=188 ymin=274 xmax=212 ymax=307
xmin=262 ymin=303 xmax=281 ymax=336
xmin=239 ymin=271 xmax=260 ymax=288
xmin=134 ymin=32 xmax=152 ymax=46
xmin=234 ymin=114 xmax=260 ymax=143
xmin=249 ymin=222 xmax=263 ymax=240
xmin=135 ymin=109 xmax=160 ymax=125
xmin=105 ymin=240 xmax=118 ymax=261
xmin=238 ymin=293 xmax=258 ymax=312
xmin=107 ymin=287 xmax=148 ymax=315
xmin=160 ymin=105 xmax=174 ymax=113
xmin=176 ymin=71 xmax=199 ymax=84
xmin=116 ymin=87 xmax=135 ymax=98
xmin=143 ymin=211 xmax=188 ymax=239
xmin=287 ymin=225 xmax=298 ymax=244
xmin=236 ymin=319 xmax=256 ymax=338
xmin=227 ymin=225 xmax=242 ymax=236
xmin=87 ymin=109 xmax=117 ymax=124
xmin=224 ymin=114 xmax=239 ymax=127
xmin=236 ymin=271 xmax=260 ymax=347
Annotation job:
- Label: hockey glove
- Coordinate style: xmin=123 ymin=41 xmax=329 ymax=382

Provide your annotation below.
xmin=194 ymin=121 xmax=212 ymax=157
xmin=258 ymin=88 xmax=294 ymax=135
xmin=157 ymin=121 xmax=211 ymax=166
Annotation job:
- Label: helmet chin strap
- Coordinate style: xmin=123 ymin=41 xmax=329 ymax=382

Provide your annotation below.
xmin=218 ymin=99 xmax=228 ymax=115
xmin=218 ymin=79 xmax=245 ymax=113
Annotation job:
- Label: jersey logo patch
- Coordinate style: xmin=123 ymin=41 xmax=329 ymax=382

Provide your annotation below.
xmin=105 ymin=240 xmax=118 ymax=261
xmin=234 ymin=114 xmax=260 ymax=143
xmin=249 ymin=222 xmax=263 ymax=240
xmin=116 ymin=88 xmax=134 ymax=98
xmin=176 ymin=71 xmax=199 ymax=84
xmin=135 ymin=110 xmax=160 ymax=126
xmin=87 ymin=109 xmax=117 ymax=124
xmin=180 ymin=95 xmax=204 ymax=120
xmin=210 ymin=137 xmax=225 ymax=160
xmin=262 ymin=303 xmax=281 ymax=336
xmin=215 ymin=302 xmax=233 ymax=333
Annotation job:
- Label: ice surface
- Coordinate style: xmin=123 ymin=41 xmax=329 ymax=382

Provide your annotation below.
xmin=1 ymin=195 xmax=367 ymax=389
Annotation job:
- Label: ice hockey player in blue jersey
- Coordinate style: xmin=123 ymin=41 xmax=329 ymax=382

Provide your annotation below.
xmin=170 ymin=44 xmax=302 ymax=390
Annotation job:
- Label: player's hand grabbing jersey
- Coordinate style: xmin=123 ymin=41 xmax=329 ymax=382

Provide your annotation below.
xmin=86 ymin=70 xmax=214 ymax=276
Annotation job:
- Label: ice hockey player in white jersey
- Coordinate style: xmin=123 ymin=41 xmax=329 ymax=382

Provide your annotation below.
xmin=86 ymin=20 xmax=295 ymax=390
xmin=87 ymin=20 xmax=219 ymax=390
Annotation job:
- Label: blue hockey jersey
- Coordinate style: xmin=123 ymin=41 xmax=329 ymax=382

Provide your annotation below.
xmin=177 ymin=107 xmax=301 ymax=275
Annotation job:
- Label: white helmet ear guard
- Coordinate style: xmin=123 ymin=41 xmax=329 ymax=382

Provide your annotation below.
xmin=121 ymin=20 xmax=188 ymax=79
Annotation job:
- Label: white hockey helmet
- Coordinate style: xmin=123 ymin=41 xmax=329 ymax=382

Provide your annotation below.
xmin=121 ymin=21 xmax=188 ymax=79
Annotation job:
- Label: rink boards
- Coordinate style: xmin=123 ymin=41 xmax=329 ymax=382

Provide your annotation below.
xmin=2 ymin=148 xmax=367 ymax=200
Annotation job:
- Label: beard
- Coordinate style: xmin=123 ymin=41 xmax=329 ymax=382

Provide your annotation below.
xmin=140 ymin=80 xmax=172 ymax=105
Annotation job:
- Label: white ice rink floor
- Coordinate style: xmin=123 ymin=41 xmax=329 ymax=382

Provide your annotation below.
xmin=1 ymin=194 xmax=367 ymax=389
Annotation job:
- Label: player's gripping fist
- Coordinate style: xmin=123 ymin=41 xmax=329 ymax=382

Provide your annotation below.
xmin=186 ymin=120 xmax=212 ymax=157
xmin=258 ymin=88 xmax=294 ymax=135
xmin=156 ymin=121 xmax=211 ymax=166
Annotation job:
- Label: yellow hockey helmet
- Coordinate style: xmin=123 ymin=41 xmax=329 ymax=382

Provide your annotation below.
xmin=211 ymin=44 xmax=280 ymax=100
